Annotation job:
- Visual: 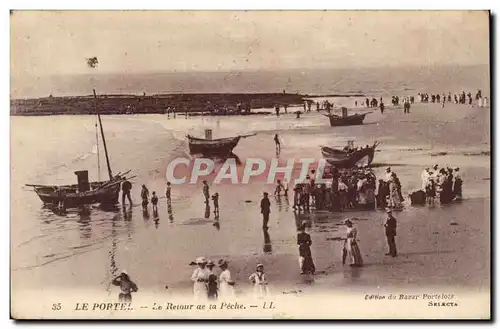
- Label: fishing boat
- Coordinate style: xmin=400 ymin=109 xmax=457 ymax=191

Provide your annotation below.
xmin=26 ymin=89 xmax=133 ymax=208
xmin=187 ymin=130 xmax=256 ymax=156
xmin=321 ymin=141 xmax=379 ymax=168
xmin=324 ymin=107 xmax=370 ymax=127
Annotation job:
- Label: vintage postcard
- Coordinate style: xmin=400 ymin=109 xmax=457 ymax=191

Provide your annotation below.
xmin=10 ymin=10 xmax=490 ymax=319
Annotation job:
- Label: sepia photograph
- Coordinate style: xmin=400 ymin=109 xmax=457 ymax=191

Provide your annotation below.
xmin=10 ymin=10 xmax=491 ymax=319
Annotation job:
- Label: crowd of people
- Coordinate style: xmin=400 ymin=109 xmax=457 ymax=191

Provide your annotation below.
xmin=281 ymin=166 xmax=404 ymax=213
xmin=417 ymin=89 xmax=488 ymax=107
xmin=417 ymin=165 xmax=463 ymax=205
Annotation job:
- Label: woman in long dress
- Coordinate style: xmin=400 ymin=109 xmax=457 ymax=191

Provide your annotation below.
xmin=388 ymin=173 xmax=403 ymax=209
xmin=453 ymin=168 xmax=463 ymax=200
xmin=248 ymin=264 xmax=269 ymax=298
xmin=191 ymin=257 xmax=210 ymax=301
xmin=218 ymin=259 xmax=236 ymax=299
xmin=342 ymin=219 xmax=363 ymax=267
xmin=297 ymin=221 xmax=316 ymax=275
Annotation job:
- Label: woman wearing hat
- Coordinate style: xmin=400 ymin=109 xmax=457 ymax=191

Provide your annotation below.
xmin=297 ymin=221 xmax=315 ymax=275
xmin=342 ymin=219 xmax=363 ymax=267
xmin=249 ymin=263 xmax=268 ymax=297
xmin=191 ymin=257 xmax=210 ymax=300
xmin=218 ymin=259 xmax=235 ymax=299
xmin=111 ymin=270 xmax=138 ymax=302
xmin=206 ymin=260 xmax=218 ymax=300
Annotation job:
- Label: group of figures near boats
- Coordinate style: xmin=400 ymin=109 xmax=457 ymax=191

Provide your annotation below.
xmin=282 ymin=165 xmax=403 ymax=213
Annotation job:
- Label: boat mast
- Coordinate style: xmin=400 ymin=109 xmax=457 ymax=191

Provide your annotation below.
xmin=93 ymin=89 xmax=113 ymax=180
xmin=95 ymin=120 xmax=101 ymax=181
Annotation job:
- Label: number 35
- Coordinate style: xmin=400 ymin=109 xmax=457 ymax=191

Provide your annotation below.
xmin=52 ymin=303 xmax=61 ymax=311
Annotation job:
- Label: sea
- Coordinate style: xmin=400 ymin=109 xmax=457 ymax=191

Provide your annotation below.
xmin=10 ymin=65 xmax=491 ymax=300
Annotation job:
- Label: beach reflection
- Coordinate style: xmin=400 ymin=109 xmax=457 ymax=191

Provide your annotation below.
xmin=77 ymin=206 xmax=92 ymax=240
xmin=167 ymin=202 xmax=174 ymax=223
xmin=204 ymin=203 xmax=211 ymax=219
xmin=213 ymin=213 xmax=220 ymax=231
xmin=263 ymin=228 xmax=272 ymax=254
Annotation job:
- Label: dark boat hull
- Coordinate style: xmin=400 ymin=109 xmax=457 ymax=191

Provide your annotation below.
xmin=187 ymin=135 xmax=241 ymax=156
xmin=321 ymin=144 xmax=377 ymax=168
xmin=32 ymin=180 xmax=121 ymax=208
xmin=327 ymin=113 xmax=367 ymax=127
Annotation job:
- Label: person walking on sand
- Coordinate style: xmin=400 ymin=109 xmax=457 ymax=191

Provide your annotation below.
xmin=191 ymin=257 xmax=210 ymax=301
xmin=384 ymin=209 xmax=397 ymax=257
xmin=141 ymin=184 xmax=149 ymax=209
xmin=218 ymin=259 xmax=235 ymax=299
xmin=249 ymin=264 xmax=269 ymax=297
xmin=379 ymin=100 xmax=384 ymax=114
xmin=274 ymin=179 xmax=285 ymax=197
xmin=261 ymin=192 xmax=271 ymax=229
xmin=342 ymin=218 xmax=363 ymax=267
xmin=274 ymin=134 xmax=281 ymax=155
xmin=165 ymin=181 xmax=172 ymax=203
xmin=121 ymin=179 xmax=133 ymax=207
xmin=151 ymin=191 xmax=158 ymax=212
xmin=202 ymin=180 xmax=210 ymax=204
xmin=212 ymin=192 xmax=219 ymax=215
xmin=297 ymin=220 xmax=316 ymax=274
xmin=111 ymin=270 xmax=138 ymax=303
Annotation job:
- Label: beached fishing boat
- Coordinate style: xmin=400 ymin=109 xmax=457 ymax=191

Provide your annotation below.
xmin=324 ymin=107 xmax=370 ymax=127
xmin=187 ymin=130 xmax=256 ymax=156
xmin=26 ymin=89 xmax=132 ymax=208
xmin=321 ymin=141 xmax=379 ymax=168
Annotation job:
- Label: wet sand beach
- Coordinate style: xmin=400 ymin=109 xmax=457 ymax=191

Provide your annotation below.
xmin=11 ymin=99 xmax=490 ymax=300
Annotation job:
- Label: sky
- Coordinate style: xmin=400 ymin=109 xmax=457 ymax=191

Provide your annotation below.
xmin=11 ymin=10 xmax=490 ymax=81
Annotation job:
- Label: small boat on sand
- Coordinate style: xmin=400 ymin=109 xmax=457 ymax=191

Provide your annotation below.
xmin=321 ymin=141 xmax=379 ymax=168
xmin=26 ymin=89 xmax=133 ymax=208
xmin=324 ymin=107 xmax=370 ymax=127
xmin=187 ymin=130 xmax=256 ymax=156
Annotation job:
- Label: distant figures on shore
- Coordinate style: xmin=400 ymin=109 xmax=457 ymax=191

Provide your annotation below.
xmin=417 ymin=89 xmax=487 ymax=107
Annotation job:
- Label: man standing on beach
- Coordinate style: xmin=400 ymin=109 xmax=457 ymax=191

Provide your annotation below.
xmin=274 ymin=134 xmax=281 ymax=155
xmin=121 ymin=179 xmax=133 ymax=206
xmin=261 ymin=192 xmax=271 ymax=229
xmin=203 ymin=180 xmax=210 ymax=204
xmin=384 ymin=209 xmax=397 ymax=257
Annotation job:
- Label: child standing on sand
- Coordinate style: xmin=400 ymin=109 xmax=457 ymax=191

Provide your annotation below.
xmin=249 ymin=264 xmax=268 ymax=298
xmin=151 ymin=192 xmax=158 ymax=212
xmin=212 ymin=192 xmax=219 ymax=215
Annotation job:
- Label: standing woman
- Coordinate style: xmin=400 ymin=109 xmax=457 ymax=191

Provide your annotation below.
xmin=297 ymin=221 xmax=316 ymax=275
xmin=218 ymin=259 xmax=236 ymax=299
xmin=191 ymin=257 xmax=210 ymax=301
xmin=111 ymin=270 xmax=138 ymax=302
xmin=342 ymin=219 xmax=363 ymax=267
xmin=388 ymin=173 xmax=403 ymax=210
